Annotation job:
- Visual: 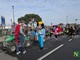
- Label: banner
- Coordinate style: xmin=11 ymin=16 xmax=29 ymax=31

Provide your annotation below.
xmin=1 ymin=16 xmax=5 ymax=26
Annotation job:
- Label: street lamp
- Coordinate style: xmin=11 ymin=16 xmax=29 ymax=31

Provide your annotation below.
xmin=66 ymin=16 xmax=68 ymax=24
xmin=75 ymin=19 xmax=78 ymax=24
xmin=12 ymin=6 xmax=15 ymax=26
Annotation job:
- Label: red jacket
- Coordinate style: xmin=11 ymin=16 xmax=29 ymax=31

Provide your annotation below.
xmin=14 ymin=24 xmax=21 ymax=44
xmin=58 ymin=27 xmax=62 ymax=33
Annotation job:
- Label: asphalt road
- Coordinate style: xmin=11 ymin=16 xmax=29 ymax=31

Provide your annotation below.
xmin=0 ymin=35 xmax=80 ymax=60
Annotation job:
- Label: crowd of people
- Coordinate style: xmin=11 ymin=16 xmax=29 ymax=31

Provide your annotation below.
xmin=14 ymin=21 xmax=46 ymax=55
xmin=46 ymin=25 xmax=80 ymax=40
xmin=65 ymin=25 xmax=80 ymax=39
xmin=10 ymin=21 xmax=80 ymax=55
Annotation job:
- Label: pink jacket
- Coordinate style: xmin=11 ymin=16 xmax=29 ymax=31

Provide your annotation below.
xmin=54 ymin=28 xmax=58 ymax=35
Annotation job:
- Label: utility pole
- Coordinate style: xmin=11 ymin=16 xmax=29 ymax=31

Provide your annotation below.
xmin=75 ymin=19 xmax=77 ymax=24
xmin=66 ymin=16 xmax=68 ymax=24
xmin=11 ymin=19 xmax=12 ymax=26
xmin=12 ymin=6 xmax=15 ymax=26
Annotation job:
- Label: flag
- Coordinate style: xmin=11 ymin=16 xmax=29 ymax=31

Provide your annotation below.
xmin=1 ymin=16 xmax=5 ymax=26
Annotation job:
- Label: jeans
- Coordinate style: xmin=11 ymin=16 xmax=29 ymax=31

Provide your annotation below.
xmin=16 ymin=34 xmax=25 ymax=52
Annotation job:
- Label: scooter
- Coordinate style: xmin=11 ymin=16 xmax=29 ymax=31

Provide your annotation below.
xmin=2 ymin=34 xmax=31 ymax=53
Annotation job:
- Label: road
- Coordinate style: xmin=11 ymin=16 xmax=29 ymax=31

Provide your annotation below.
xmin=0 ymin=35 xmax=80 ymax=60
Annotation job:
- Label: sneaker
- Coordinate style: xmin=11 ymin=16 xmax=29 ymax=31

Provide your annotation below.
xmin=23 ymin=50 xmax=26 ymax=54
xmin=70 ymin=39 xmax=72 ymax=40
xmin=16 ymin=51 xmax=21 ymax=55
xmin=40 ymin=47 xmax=43 ymax=50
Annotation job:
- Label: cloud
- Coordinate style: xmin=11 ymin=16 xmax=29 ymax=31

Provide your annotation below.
xmin=0 ymin=0 xmax=80 ymax=25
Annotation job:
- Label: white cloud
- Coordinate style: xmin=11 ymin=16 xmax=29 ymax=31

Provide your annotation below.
xmin=0 ymin=0 xmax=80 ymax=25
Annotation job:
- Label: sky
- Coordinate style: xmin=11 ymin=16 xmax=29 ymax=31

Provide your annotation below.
xmin=0 ymin=0 xmax=80 ymax=26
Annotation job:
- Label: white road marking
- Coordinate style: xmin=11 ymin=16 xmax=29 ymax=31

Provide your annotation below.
xmin=37 ymin=44 xmax=64 ymax=60
xmin=69 ymin=39 xmax=72 ymax=41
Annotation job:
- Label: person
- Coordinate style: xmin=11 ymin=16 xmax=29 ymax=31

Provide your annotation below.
xmin=68 ymin=26 xmax=75 ymax=39
xmin=34 ymin=29 xmax=38 ymax=41
xmin=23 ymin=23 xmax=28 ymax=35
xmin=57 ymin=26 xmax=63 ymax=36
xmin=50 ymin=29 xmax=53 ymax=38
xmin=10 ymin=25 xmax=15 ymax=34
xmin=14 ymin=21 xmax=26 ymax=55
xmin=46 ymin=30 xmax=48 ymax=38
xmin=53 ymin=26 xmax=58 ymax=40
xmin=38 ymin=23 xmax=46 ymax=50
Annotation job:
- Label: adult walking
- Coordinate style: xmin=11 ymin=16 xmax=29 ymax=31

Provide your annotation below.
xmin=68 ymin=26 xmax=75 ymax=39
xmin=14 ymin=22 xmax=26 ymax=55
xmin=53 ymin=26 xmax=58 ymax=40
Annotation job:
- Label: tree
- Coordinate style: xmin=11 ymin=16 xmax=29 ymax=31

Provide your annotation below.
xmin=18 ymin=17 xmax=25 ymax=22
xmin=18 ymin=14 xmax=42 ymax=23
